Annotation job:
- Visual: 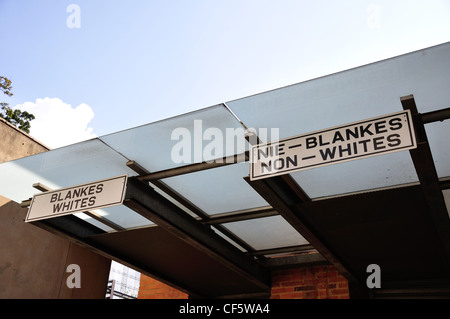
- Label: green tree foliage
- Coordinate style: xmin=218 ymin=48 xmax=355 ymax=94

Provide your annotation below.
xmin=0 ymin=76 xmax=35 ymax=133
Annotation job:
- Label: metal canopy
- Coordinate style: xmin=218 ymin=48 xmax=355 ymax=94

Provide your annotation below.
xmin=2 ymin=42 xmax=450 ymax=298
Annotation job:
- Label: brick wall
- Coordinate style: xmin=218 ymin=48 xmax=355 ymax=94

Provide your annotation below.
xmin=138 ymin=275 xmax=188 ymax=299
xmin=138 ymin=265 xmax=349 ymax=299
xmin=271 ymin=265 xmax=349 ymax=299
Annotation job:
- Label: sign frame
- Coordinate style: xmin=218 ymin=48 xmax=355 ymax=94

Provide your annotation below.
xmin=25 ymin=174 xmax=128 ymax=222
xmin=250 ymin=110 xmax=417 ymax=181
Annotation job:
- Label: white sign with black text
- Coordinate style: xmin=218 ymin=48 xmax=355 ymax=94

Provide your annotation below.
xmin=25 ymin=175 xmax=128 ymax=222
xmin=250 ymin=110 xmax=416 ymax=180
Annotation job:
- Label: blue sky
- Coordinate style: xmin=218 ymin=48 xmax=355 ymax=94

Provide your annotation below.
xmin=1 ymin=0 xmax=450 ymax=148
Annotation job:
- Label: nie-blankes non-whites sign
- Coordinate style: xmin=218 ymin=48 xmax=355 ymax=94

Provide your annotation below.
xmin=250 ymin=110 xmax=417 ymax=180
xmin=25 ymin=175 xmax=128 ymax=222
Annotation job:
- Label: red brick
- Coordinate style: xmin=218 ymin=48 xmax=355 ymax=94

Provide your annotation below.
xmin=304 ymin=291 xmax=318 ymax=299
xmin=272 ymin=287 xmax=293 ymax=294
xmin=327 ymin=283 xmax=337 ymax=289
xmin=281 ymin=292 xmax=304 ymax=299
xmin=337 ymin=283 xmax=347 ymax=289
xmin=294 ymin=285 xmax=316 ymax=292
xmin=270 ymin=265 xmax=349 ymax=299
xmin=331 ymin=288 xmax=349 ymax=295
xmin=281 ymin=280 xmax=303 ymax=287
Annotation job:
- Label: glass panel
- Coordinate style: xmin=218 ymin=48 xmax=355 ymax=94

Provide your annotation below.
xmin=149 ymin=181 xmax=199 ymax=219
xmin=0 ymin=139 xmax=137 ymax=204
xmin=222 ymin=215 xmax=309 ymax=251
xmin=161 ymin=162 xmax=268 ymax=215
xmin=227 ymin=42 xmax=450 ymax=143
xmin=291 ymin=150 xmax=418 ymax=199
xmin=225 ymin=43 xmax=450 ymax=198
xmin=425 ymin=120 xmax=450 ymax=179
xmin=95 ymin=205 xmax=153 ymax=230
xmin=0 ymin=139 xmax=151 ymax=230
xmin=211 ymin=226 xmax=247 ymax=253
xmin=73 ymin=212 xmax=115 ymax=233
xmin=100 ymin=104 xmax=247 ymax=173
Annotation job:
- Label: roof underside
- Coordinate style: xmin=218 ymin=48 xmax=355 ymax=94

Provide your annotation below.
xmin=2 ymin=42 xmax=450 ymax=298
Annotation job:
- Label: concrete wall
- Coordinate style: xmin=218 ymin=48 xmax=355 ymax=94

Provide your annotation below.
xmin=0 ymin=119 xmax=111 ymax=298
xmin=0 ymin=118 xmax=49 ymax=162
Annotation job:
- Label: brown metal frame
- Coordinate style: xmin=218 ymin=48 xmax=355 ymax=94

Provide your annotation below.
xmin=126 ymin=160 xmax=260 ymax=255
xmin=123 ymin=176 xmax=271 ymax=293
xmin=401 ymin=95 xmax=450 ymax=268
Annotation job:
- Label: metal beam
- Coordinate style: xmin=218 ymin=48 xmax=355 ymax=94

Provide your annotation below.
xmin=127 ymin=160 xmax=210 ymax=220
xmin=205 ymin=206 xmax=278 ymax=225
xmin=421 ymin=107 xmax=450 ymax=124
xmin=136 ymin=152 xmax=248 ymax=182
xmin=245 ymin=174 xmax=364 ymax=289
xmin=243 ymin=129 xmax=364 ymax=291
xmin=123 ymin=176 xmax=271 ymax=292
xmin=441 ymin=177 xmax=450 ymax=190
xmin=401 ymin=95 xmax=450 ymax=270
xmin=260 ymin=252 xmax=329 ymax=269
xmin=248 ymin=244 xmax=317 ymax=257
xmin=126 ymin=160 xmax=258 ymax=254
xmin=373 ymin=288 xmax=450 ymax=299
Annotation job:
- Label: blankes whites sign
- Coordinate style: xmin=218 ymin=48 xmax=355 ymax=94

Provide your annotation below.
xmin=250 ymin=110 xmax=416 ymax=180
xmin=25 ymin=175 xmax=128 ymax=222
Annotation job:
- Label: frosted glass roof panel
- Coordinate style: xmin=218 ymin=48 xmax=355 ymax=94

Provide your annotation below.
xmin=227 ymin=42 xmax=450 ymax=142
xmin=222 ymin=215 xmax=309 ymax=251
xmin=161 ymin=162 xmax=268 ymax=215
xmin=74 ymin=206 xmax=153 ymax=232
xmin=0 ymin=139 xmax=154 ymax=231
xmin=226 ymin=42 xmax=450 ymax=198
xmin=94 ymin=205 xmax=153 ymax=229
xmin=291 ymin=151 xmax=418 ymax=199
xmin=74 ymin=213 xmax=115 ymax=232
xmin=425 ymin=120 xmax=450 ymax=179
xmin=0 ymin=139 xmax=137 ymax=204
xmin=100 ymin=104 xmax=247 ymax=173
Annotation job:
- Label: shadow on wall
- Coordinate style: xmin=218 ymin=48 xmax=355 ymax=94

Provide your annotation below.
xmin=0 ymin=196 xmax=111 ymax=299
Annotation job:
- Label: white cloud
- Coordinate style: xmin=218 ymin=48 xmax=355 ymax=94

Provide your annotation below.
xmin=15 ymin=97 xmax=96 ymax=149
